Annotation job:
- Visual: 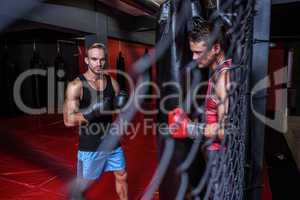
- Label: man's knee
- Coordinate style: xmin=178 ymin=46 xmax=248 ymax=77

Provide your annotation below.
xmin=69 ymin=178 xmax=92 ymax=200
xmin=114 ymin=171 xmax=128 ymax=182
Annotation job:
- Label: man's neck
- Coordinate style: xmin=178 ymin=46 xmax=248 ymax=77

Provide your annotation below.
xmin=210 ymin=52 xmax=225 ymax=72
xmin=85 ymin=70 xmax=104 ymax=82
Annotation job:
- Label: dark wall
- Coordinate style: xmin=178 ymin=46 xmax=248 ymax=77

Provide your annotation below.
xmin=290 ymin=46 xmax=300 ymax=115
xmin=271 ymin=2 xmax=300 ymax=38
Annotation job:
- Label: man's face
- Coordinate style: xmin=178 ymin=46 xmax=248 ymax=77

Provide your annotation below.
xmin=85 ymin=48 xmax=106 ymax=75
xmin=189 ymin=40 xmax=218 ymax=69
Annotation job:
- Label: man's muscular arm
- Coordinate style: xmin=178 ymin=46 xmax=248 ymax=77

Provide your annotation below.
xmin=204 ymin=70 xmax=230 ymax=139
xmin=215 ymin=70 xmax=230 ymax=139
xmin=63 ymin=79 xmax=87 ymax=127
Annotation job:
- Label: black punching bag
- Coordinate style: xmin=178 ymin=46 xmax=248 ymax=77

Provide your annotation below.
xmin=29 ymin=45 xmax=46 ymax=109
xmin=116 ymin=52 xmax=126 ymax=90
xmin=144 ymin=48 xmax=153 ymax=98
xmin=1 ymin=45 xmax=18 ymax=116
xmin=0 ymin=45 xmax=9 ymax=116
xmin=0 ymin=44 xmax=5 ymax=116
xmin=54 ymin=44 xmax=66 ymax=111
xmin=156 ymin=0 xmax=205 ymax=199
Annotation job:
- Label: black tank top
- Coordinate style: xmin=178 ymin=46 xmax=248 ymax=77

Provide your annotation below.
xmin=78 ymin=74 xmax=117 ymax=151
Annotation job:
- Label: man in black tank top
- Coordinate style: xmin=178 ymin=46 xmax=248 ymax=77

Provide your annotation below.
xmin=63 ymin=43 xmax=128 ymax=200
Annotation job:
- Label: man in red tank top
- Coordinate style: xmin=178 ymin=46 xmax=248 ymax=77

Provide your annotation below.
xmin=168 ymin=22 xmax=231 ymax=151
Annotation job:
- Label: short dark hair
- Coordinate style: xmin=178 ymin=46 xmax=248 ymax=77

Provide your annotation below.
xmin=188 ymin=19 xmax=227 ymax=51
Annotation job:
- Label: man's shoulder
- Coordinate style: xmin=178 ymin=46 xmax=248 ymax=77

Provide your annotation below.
xmin=67 ymin=77 xmax=83 ymax=91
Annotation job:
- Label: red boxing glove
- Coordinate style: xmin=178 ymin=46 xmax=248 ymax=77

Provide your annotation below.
xmin=168 ymin=108 xmax=190 ymax=139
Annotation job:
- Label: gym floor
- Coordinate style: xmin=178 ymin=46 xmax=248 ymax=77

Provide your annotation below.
xmin=0 ymin=113 xmax=159 ymax=200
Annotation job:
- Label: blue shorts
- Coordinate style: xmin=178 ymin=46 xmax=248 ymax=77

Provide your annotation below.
xmin=77 ymin=147 xmax=126 ymax=180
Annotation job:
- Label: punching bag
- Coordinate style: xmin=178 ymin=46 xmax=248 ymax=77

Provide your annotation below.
xmin=0 ymin=44 xmax=5 ymax=116
xmin=116 ymin=51 xmax=126 ymax=90
xmin=156 ymin=0 xmax=206 ymax=199
xmin=29 ymin=46 xmax=46 ymax=109
xmin=0 ymin=45 xmax=8 ymax=116
xmin=54 ymin=46 xmax=66 ymax=111
xmin=144 ymin=48 xmax=153 ymax=98
xmin=1 ymin=45 xmax=19 ymax=116
xmin=54 ymin=44 xmax=66 ymax=81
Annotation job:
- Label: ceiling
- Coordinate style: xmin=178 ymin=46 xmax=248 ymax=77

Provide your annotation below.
xmin=98 ymin=0 xmax=300 ymax=17
xmin=97 ymin=0 xmax=165 ymax=16
xmin=272 ymin=0 xmax=300 ymax=4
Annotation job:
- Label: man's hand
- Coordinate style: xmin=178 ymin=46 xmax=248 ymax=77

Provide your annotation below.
xmin=82 ymin=97 xmax=113 ymax=122
xmin=204 ymin=123 xmax=225 ymax=140
xmin=114 ymin=90 xmax=128 ymax=109
xmin=168 ymin=108 xmax=191 ymax=138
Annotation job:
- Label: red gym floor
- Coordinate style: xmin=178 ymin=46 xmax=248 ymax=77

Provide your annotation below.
xmin=0 ymin=113 xmax=159 ymax=200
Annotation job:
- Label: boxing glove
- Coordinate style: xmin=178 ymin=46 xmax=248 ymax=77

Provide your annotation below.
xmin=114 ymin=90 xmax=128 ymax=109
xmin=168 ymin=108 xmax=204 ymax=139
xmin=82 ymin=97 xmax=112 ymax=122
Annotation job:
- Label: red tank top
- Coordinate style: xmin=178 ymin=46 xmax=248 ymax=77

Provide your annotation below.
xmin=205 ymin=59 xmax=232 ymax=151
xmin=205 ymin=59 xmax=232 ymax=124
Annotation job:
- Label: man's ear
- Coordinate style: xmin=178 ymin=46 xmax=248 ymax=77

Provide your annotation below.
xmin=213 ymin=43 xmax=221 ymax=55
xmin=84 ymin=57 xmax=89 ymax=66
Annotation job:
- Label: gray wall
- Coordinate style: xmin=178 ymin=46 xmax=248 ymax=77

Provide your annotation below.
xmin=24 ymin=2 xmax=155 ymax=45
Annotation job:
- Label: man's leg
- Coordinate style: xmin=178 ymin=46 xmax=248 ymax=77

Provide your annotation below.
xmin=105 ymin=147 xmax=127 ymax=200
xmin=71 ymin=159 xmax=92 ymax=199
xmin=73 ymin=151 xmax=106 ymax=199
xmin=70 ymin=177 xmax=92 ymax=200
xmin=114 ymin=170 xmax=128 ymax=200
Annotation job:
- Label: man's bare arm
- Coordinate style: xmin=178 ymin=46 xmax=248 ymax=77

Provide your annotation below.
xmin=215 ymin=70 xmax=230 ymax=138
xmin=63 ymin=80 xmax=87 ymax=127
